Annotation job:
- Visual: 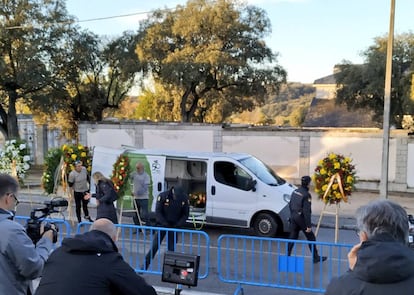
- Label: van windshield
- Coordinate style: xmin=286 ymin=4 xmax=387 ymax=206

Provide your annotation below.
xmin=239 ymin=156 xmax=286 ymax=186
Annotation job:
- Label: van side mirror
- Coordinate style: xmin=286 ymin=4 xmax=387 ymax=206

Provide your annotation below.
xmin=247 ymin=179 xmax=257 ymax=192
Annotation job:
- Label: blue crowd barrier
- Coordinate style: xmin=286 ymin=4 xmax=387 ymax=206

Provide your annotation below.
xmin=217 ymin=234 xmax=353 ymax=294
xmin=13 ymin=215 xmax=354 ymax=293
xmin=76 ymin=223 xmax=210 ymax=279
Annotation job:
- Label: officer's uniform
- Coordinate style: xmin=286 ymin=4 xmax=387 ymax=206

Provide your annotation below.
xmin=287 ymin=176 xmax=326 ymax=263
xmin=143 ymin=186 xmax=189 ymax=270
xmin=155 ymin=187 xmax=189 ymax=229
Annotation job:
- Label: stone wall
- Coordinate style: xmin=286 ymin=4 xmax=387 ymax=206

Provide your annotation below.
xmin=78 ymin=122 xmax=414 ymax=194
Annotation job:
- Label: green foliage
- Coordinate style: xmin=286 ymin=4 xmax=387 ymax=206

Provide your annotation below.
xmin=289 ymin=107 xmax=308 ymax=127
xmin=133 ymin=83 xmax=180 ymax=121
xmin=0 ymin=0 xmax=78 ymax=138
xmin=41 ymin=148 xmax=63 ymax=194
xmin=136 ymin=0 xmax=286 ymax=123
xmin=233 ymin=82 xmax=314 ymax=126
xmin=41 ymin=144 xmax=92 ymax=194
xmin=335 ymin=33 xmax=414 ymax=128
xmin=1 ymin=1 xmax=142 ymax=140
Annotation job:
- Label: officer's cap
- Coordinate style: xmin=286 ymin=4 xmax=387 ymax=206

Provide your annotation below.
xmin=301 ymin=176 xmax=311 ymax=186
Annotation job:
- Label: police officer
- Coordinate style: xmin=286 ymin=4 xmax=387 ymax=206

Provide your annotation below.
xmin=287 ymin=176 xmax=327 ymax=263
xmin=143 ymin=185 xmax=189 ymax=270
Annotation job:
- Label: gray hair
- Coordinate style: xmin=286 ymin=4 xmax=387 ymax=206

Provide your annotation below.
xmin=356 ymin=200 xmax=409 ymax=243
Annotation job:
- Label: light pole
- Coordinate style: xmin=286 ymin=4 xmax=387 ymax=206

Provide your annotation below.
xmin=379 ymin=0 xmax=395 ymax=199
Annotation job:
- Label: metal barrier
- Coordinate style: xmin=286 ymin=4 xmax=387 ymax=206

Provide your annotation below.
xmin=217 ymin=234 xmax=352 ymax=294
xmin=14 ymin=216 xmax=72 ymax=246
xmin=13 ymin=215 xmax=352 ymax=293
xmin=76 ymin=223 xmax=210 ymax=279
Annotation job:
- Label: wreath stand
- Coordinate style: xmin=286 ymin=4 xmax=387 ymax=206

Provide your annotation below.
xmin=314 ymin=173 xmax=347 ymax=243
xmin=118 ymin=195 xmax=142 ymax=226
xmin=53 ymin=157 xmax=75 ymax=226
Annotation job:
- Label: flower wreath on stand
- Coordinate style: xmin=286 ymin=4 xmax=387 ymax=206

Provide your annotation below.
xmin=0 ymin=139 xmax=31 ymax=183
xmin=111 ymin=154 xmax=130 ymax=198
xmin=61 ymin=144 xmax=92 ymax=176
xmin=313 ymin=153 xmax=357 ymax=204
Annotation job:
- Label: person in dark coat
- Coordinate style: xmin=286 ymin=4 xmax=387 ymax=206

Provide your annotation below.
xmin=86 ymin=171 xmax=118 ymax=224
xmin=35 ymin=218 xmax=157 ymax=295
xmin=287 ymin=175 xmax=326 ymax=263
xmin=143 ymin=185 xmax=189 ymax=270
xmin=325 ymin=200 xmax=414 ymax=295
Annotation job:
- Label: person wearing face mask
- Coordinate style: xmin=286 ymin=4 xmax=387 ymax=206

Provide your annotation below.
xmin=0 ymin=173 xmax=55 ymax=295
xmin=325 ymin=200 xmax=414 ymax=295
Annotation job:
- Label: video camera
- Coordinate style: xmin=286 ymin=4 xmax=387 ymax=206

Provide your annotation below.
xmin=26 ymin=197 xmax=68 ymax=244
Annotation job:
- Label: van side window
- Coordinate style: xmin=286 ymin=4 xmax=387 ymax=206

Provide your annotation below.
xmin=214 ymin=161 xmax=252 ymax=191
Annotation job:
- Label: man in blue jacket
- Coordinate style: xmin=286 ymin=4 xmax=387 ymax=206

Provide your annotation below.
xmin=35 ymin=218 xmax=156 ymax=295
xmin=0 ymin=174 xmax=55 ymax=295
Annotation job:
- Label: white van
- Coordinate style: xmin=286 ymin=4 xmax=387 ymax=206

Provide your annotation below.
xmin=91 ymin=146 xmax=296 ymax=237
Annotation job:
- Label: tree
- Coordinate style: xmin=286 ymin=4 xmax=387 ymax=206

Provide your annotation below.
xmin=31 ymin=30 xmax=143 ymax=138
xmin=135 ymin=0 xmax=286 ymax=123
xmin=0 ymin=0 xmax=78 ymax=139
xmin=133 ymin=83 xmax=180 ymax=122
xmin=335 ymin=33 xmax=414 ymax=128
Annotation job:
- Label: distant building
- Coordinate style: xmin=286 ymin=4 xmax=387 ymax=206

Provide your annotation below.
xmin=302 ymin=68 xmax=380 ymax=128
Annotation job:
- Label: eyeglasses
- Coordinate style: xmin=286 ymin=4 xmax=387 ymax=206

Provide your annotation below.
xmin=7 ymin=193 xmax=19 ymax=206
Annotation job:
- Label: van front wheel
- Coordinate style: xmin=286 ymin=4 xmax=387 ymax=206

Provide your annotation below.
xmin=253 ymin=213 xmax=278 ymax=237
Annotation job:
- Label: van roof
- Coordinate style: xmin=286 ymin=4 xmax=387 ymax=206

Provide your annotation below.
xmin=121 ymin=146 xmax=252 ymax=161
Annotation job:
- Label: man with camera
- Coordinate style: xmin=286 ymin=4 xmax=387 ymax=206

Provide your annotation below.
xmin=0 ymin=174 xmax=56 ymax=295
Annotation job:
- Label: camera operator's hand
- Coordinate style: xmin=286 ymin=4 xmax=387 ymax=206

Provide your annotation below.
xmin=41 ymin=223 xmax=56 ymax=242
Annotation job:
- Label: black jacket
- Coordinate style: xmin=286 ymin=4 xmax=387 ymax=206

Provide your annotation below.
xmin=289 ymin=185 xmax=312 ymax=228
xmin=155 ymin=187 xmax=189 ymax=227
xmin=35 ymin=230 xmax=156 ymax=295
xmin=94 ymin=180 xmax=118 ymax=224
xmin=325 ymin=233 xmax=414 ymax=295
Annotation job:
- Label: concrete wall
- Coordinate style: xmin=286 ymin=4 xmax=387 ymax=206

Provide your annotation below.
xmin=77 ymin=122 xmax=414 ymax=193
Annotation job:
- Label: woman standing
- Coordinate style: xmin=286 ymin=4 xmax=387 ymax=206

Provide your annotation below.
xmin=87 ymin=171 xmax=118 ymax=224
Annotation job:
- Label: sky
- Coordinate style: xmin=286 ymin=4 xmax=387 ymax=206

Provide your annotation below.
xmin=65 ymin=0 xmax=413 ymax=84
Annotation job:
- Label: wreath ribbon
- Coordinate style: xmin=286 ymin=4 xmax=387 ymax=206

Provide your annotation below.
xmin=322 ymin=173 xmax=347 ymax=204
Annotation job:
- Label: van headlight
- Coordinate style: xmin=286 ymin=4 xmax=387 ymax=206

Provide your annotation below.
xmin=283 ymin=193 xmax=291 ymax=203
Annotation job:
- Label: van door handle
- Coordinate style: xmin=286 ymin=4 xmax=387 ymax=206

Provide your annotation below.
xmin=157 ymin=182 xmax=162 ymax=191
xmin=211 ymin=185 xmax=216 ymax=195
